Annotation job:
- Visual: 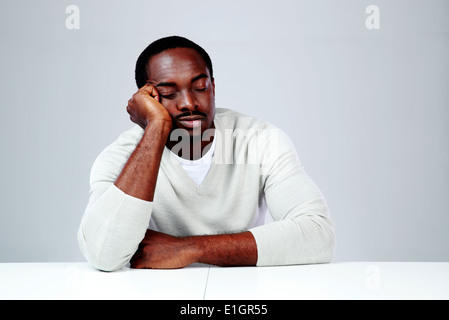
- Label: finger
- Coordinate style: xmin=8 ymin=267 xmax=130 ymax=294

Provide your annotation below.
xmin=130 ymin=251 xmax=142 ymax=268
xmin=143 ymin=83 xmax=161 ymax=103
xmin=130 ymin=258 xmax=141 ymax=269
xmin=133 ymin=84 xmax=161 ymax=104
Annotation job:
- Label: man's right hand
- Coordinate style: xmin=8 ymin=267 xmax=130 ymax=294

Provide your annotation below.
xmin=127 ymin=84 xmax=172 ymax=129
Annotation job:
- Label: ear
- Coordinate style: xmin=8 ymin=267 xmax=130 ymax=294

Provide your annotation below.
xmin=211 ymin=77 xmax=215 ymax=96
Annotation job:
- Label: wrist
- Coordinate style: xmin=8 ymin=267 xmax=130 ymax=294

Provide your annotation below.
xmin=145 ymin=118 xmax=173 ymax=134
xmin=181 ymin=232 xmax=258 ymax=267
xmin=182 ymin=236 xmax=203 ymax=265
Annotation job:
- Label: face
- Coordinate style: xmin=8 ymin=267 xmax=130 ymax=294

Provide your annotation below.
xmin=146 ymin=47 xmax=215 ymax=137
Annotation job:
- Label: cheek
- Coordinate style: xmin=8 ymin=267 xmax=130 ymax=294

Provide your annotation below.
xmin=197 ymin=92 xmax=215 ymax=109
xmin=160 ymin=100 xmax=177 ymax=114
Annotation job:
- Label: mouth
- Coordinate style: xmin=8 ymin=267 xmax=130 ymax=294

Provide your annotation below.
xmin=176 ymin=116 xmax=204 ymax=129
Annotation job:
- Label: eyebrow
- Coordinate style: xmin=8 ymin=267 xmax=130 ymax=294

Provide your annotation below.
xmin=191 ymin=73 xmax=209 ymax=83
xmin=155 ymin=73 xmax=209 ymax=88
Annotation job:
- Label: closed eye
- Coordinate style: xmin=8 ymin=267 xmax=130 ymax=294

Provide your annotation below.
xmin=160 ymin=92 xmax=177 ymax=99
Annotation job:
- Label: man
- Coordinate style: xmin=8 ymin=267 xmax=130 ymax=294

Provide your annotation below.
xmin=78 ymin=36 xmax=335 ymax=272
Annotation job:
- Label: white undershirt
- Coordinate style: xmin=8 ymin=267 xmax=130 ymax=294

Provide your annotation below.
xmin=169 ymin=137 xmax=216 ymax=185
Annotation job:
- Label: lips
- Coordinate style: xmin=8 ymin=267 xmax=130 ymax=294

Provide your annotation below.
xmin=176 ymin=116 xmax=204 ymax=129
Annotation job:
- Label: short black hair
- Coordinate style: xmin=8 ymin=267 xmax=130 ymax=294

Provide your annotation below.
xmin=135 ymin=36 xmax=213 ymax=88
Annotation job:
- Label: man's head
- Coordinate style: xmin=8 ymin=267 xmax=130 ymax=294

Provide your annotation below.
xmin=135 ymin=36 xmax=215 ymax=138
xmin=135 ymin=36 xmax=213 ymax=89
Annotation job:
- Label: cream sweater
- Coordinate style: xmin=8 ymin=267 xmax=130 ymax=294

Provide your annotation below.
xmin=78 ymin=108 xmax=335 ymax=271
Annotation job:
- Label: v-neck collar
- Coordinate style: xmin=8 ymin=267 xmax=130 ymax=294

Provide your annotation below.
xmin=161 ymin=116 xmax=223 ymax=194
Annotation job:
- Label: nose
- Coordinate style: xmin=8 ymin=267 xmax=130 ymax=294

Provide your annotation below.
xmin=178 ymin=90 xmax=197 ymax=111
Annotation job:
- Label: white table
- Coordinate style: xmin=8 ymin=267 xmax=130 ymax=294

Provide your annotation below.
xmin=0 ymin=262 xmax=448 ymax=300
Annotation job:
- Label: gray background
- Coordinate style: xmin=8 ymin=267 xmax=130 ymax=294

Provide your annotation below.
xmin=1 ymin=0 xmax=448 ymax=263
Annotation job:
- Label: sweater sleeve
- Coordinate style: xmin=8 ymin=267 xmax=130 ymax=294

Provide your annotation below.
xmin=249 ymin=128 xmax=336 ymax=266
xmin=77 ymin=127 xmax=153 ymax=271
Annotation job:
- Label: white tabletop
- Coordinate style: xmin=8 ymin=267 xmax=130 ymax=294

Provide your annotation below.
xmin=0 ymin=262 xmax=448 ymax=300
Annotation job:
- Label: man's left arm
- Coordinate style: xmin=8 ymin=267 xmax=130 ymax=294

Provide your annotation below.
xmin=130 ymin=127 xmax=335 ymax=269
xmin=130 ymin=229 xmax=257 ymax=269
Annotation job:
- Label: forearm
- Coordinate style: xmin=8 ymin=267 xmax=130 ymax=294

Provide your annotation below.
xmin=114 ymin=120 xmax=171 ymax=201
xmin=191 ymin=231 xmax=258 ymax=267
xmin=130 ymin=230 xmax=258 ymax=269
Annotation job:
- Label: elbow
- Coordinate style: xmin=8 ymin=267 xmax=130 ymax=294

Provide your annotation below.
xmin=318 ymin=228 xmax=336 ymax=263
xmin=295 ymin=216 xmax=336 ymax=265
xmin=312 ymin=217 xmax=336 ymax=264
xmin=82 ymin=247 xmax=129 ymax=272
xmin=78 ymin=228 xmax=129 ymax=272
